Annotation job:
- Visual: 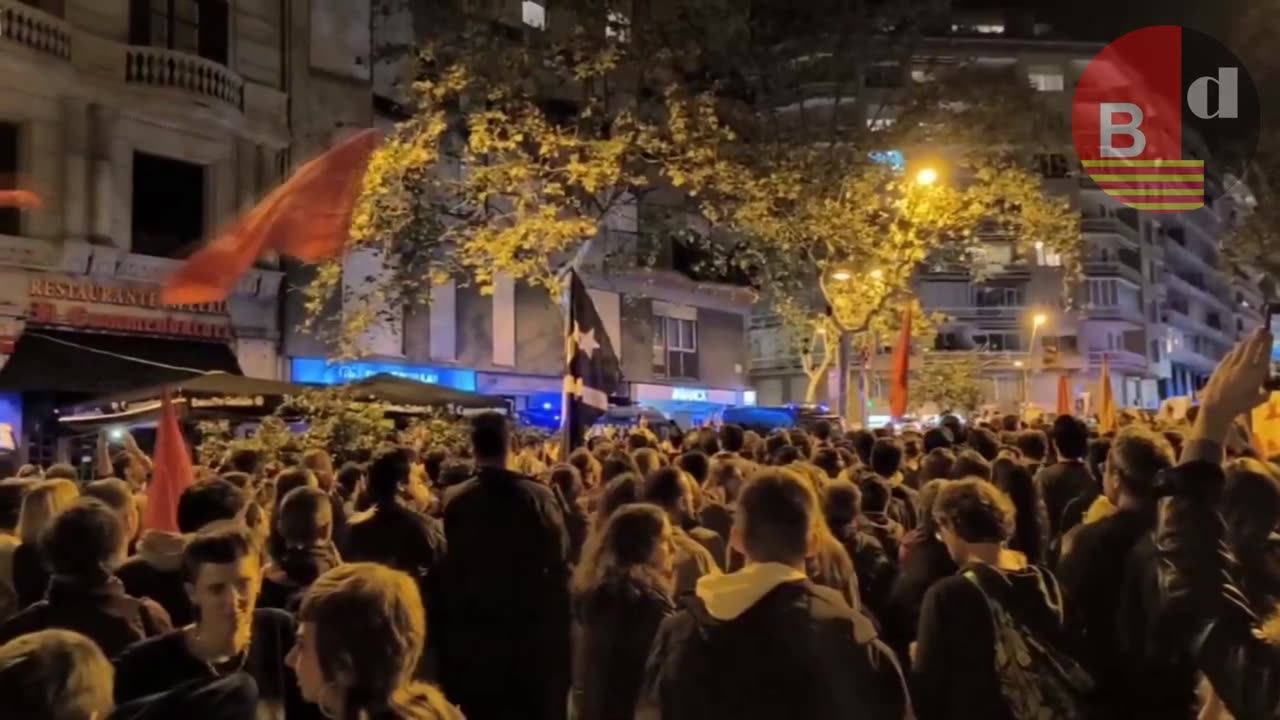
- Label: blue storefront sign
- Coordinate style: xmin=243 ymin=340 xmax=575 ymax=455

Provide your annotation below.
xmin=290 ymin=358 xmax=478 ymax=392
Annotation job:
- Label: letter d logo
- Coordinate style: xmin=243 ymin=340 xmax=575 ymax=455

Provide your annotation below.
xmin=1187 ymin=68 xmax=1239 ymax=119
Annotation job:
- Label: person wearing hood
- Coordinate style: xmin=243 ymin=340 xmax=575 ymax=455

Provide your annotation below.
xmin=637 ymin=467 xmax=909 ymax=720
xmin=571 ymin=503 xmax=676 ymax=720
xmin=116 ymin=479 xmax=248 ymax=627
xmin=0 ymin=498 xmax=171 ymax=657
xmin=260 ymin=486 xmax=342 ymax=613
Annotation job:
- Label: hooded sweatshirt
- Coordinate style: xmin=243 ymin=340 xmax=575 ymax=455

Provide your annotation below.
xmin=116 ymin=530 xmax=193 ymax=626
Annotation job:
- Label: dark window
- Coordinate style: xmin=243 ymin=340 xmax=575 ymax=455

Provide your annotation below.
xmin=128 ymin=0 xmax=152 ymax=45
xmin=131 ymin=152 xmax=205 ymax=258
xmin=865 ymin=64 xmax=903 ymax=88
xmin=198 ymin=0 xmax=229 ymax=65
xmin=0 ymin=123 xmax=19 ymax=237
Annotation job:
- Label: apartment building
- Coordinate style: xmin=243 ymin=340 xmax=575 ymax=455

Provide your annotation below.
xmin=748 ymin=23 xmax=1263 ymax=416
xmin=280 ymin=0 xmax=755 ymax=427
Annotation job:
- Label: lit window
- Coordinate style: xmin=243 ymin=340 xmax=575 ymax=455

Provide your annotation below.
xmin=522 ymin=1 xmax=546 ymax=29
xmin=911 ymin=69 xmax=932 ymax=83
xmin=866 ymin=117 xmax=896 ymax=131
xmin=974 ymin=23 xmax=1005 ymax=34
xmin=1028 ymin=72 xmax=1065 ymax=92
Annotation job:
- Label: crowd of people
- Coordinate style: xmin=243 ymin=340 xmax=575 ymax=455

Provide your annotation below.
xmin=1 ymin=329 xmax=1280 ymax=718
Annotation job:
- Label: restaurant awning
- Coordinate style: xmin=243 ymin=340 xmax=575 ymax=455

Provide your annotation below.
xmin=58 ymin=372 xmax=309 ymax=429
xmin=0 ymin=329 xmax=242 ymax=395
xmin=344 ymin=373 xmax=508 ymax=410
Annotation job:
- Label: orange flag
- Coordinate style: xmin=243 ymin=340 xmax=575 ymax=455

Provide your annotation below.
xmin=889 ymin=305 xmax=913 ymax=419
xmin=1098 ymin=354 xmax=1117 ymax=432
xmin=141 ymin=392 xmax=194 ymax=533
xmin=1056 ymin=374 xmax=1072 ymax=416
xmin=0 ymin=190 xmax=42 ymax=209
xmin=161 ymin=129 xmax=379 ymax=305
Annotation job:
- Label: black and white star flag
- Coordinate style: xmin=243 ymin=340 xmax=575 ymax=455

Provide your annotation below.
xmin=562 ymin=269 xmax=621 ymax=451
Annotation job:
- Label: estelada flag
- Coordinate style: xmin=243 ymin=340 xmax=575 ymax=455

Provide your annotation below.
xmin=1098 ymin=354 xmax=1118 ymax=433
xmin=162 ymin=129 xmax=379 ymax=305
xmin=889 ymin=305 xmax=913 ymax=420
xmin=1056 ymin=374 xmax=1072 ymax=416
xmin=141 ymin=391 xmax=194 ymax=533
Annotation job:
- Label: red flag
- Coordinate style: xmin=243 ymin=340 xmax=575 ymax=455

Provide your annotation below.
xmin=141 ymin=392 xmax=194 ymax=533
xmin=889 ymin=305 xmax=913 ymax=419
xmin=161 ymin=129 xmax=379 ymax=305
xmin=1056 ymin=374 xmax=1071 ymax=416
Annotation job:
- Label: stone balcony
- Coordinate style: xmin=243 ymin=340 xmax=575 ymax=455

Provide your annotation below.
xmin=0 ymin=0 xmax=287 ymax=142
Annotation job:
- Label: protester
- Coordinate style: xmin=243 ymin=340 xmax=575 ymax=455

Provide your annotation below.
xmin=436 ymin=412 xmax=570 ymax=720
xmin=870 ymin=438 xmax=918 ymax=532
xmin=918 ymin=448 xmax=954 ymax=484
xmin=857 ymin=478 xmax=905 ymax=562
xmin=1056 ymin=425 xmax=1180 ymax=717
xmin=642 ymin=466 xmax=719 ymax=595
xmin=549 ymin=464 xmax=590 ymax=565
xmin=344 ymin=449 xmax=445 ymax=595
xmin=12 ymin=478 xmax=78 ymax=608
xmin=1036 ymin=415 xmax=1094 ymax=541
xmin=82 ymin=478 xmax=141 ymax=552
xmin=637 ymin=468 xmax=909 ymax=719
xmin=0 ymin=628 xmax=114 ymax=720
xmin=991 ymin=458 xmax=1049 ymax=566
xmin=823 ymin=480 xmax=897 ymax=621
xmin=571 ymin=503 xmax=675 ymax=720
xmin=1015 ymin=429 xmax=1050 ymax=473
xmin=883 ymin=479 xmax=956 ymax=662
xmin=1220 ymin=458 xmax=1280 ymax=611
xmin=948 ymin=449 xmax=991 ymax=481
xmin=0 ymin=498 xmax=171 ymax=656
xmin=289 ymin=563 xmax=462 ymax=719
xmin=113 ymin=521 xmax=311 ymax=717
xmin=0 ymin=477 xmax=33 ymax=619
xmin=302 ymin=449 xmax=350 ymax=551
xmin=116 ymin=479 xmax=248 ymax=627
xmin=260 ymin=486 xmax=342 ymax=612
xmin=912 ymin=479 xmax=1088 ymax=720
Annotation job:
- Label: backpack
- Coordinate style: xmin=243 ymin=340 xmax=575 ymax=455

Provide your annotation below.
xmin=963 ymin=564 xmax=1095 ymax=720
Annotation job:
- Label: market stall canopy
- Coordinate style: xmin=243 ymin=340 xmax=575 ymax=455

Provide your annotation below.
xmin=343 ymin=373 xmax=507 ymax=410
xmin=0 ymin=329 xmax=242 ymax=395
xmin=58 ymin=372 xmax=308 ymax=428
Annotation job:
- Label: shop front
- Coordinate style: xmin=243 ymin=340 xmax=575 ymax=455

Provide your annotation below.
xmin=289 ymin=357 xmax=479 ymax=392
xmin=0 ymin=272 xmax=263 ymax=464
xmin=630 ymin=382 xmax=752 ymax=428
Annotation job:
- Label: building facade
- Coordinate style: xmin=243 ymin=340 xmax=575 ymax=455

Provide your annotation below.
xmin=0 ymin=0 xmax=319 ymax=459
xmin=748 ymin=30 xmax=1263 ymax=417
xmin=280 ymin=0 xmax=755 ymax=427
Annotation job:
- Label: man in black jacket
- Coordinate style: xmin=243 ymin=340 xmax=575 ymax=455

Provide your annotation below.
xmin=437 ymin=412 xmax=570 ymax=720
xmin=1035 ymin=414 xmax=1096 ymax=541
xmin=637 ymin=467 xmax=909 ymax=720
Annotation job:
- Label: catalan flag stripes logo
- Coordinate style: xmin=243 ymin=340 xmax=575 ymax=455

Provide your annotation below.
xmin=1080 ymin=159 xmax=1204 ymax=212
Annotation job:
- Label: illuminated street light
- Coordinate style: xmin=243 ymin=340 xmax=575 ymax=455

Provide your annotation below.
xmin=831 ymin=269 xmax=853 ymax=282
xmin=1014 ymin=360 xmax=1024 ymax=368
xmin=915 ymin=167 xmax=939 ymax=186
xmin=869 ymin=269 xmax=884 ymax=280
xmin=1033 ymin=313 xmax=1047 ymax=328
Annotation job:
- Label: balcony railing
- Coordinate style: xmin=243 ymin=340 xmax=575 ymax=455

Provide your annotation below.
xmin=1083 ymin=260 xmax=1142 ymax=285
xmin=1088 ymin=350 xmax=1147 ymax=371
xmin=1081 ymin=216 xmax=1139 ymax=245
xmin=0 ymin=0 xmax=70 ymax=60
xmin=125 ymin=46 xmax=245 ymax=111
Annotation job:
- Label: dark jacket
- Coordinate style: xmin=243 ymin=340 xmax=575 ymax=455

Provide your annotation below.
xmin=883 ymin=532 xmax=956 ymax=660
xmin=344 ymin=499 xmax=446 ymax=582
xmin=572 ymin=577 xmax=675 ymax=720
xmin=1034 ymin=461 xmax=1096 ymax=540
xmin=911 ymin=562 xmax=1071 ymax=720
xmin=0 ymin=575 xmax=171 ymax=658
xmin=831 ymin=522 xmax=898 ymax=623
xmin=258 ymin=543 xmax=343 ymax=613
xmin=10 ymin=542 xmax=46 ymax=609
xmin=637 ymin=568 xmax=909 ymax=720
xmin=1056 ymin=506 xmax=1195 ymax=718
xmin=437 ymin=465 xmax=571 ymax=720
xmin=113 ymin=607 xmax=316 ymax=718
xmin=1151 ymin=456 xmax=1280 ymax=719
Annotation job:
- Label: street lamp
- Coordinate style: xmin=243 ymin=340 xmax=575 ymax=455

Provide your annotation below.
xmin=831 ymin=269 xmax=853 ymax=282
xmin=915 ymin=167 xmax=939 ymax=186
xmin=1021 ymin=312 xmax=1048 ymax=408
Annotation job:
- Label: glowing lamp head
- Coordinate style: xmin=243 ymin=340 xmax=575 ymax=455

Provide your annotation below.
xmin=915 ymin=167 xmax=939 ymax=186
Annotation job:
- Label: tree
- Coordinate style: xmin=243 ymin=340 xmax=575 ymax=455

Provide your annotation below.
xmin=911 ymin=355 xmax=991 ymax=416
xmin=310 ymin=0 xmax=1082 ymax=357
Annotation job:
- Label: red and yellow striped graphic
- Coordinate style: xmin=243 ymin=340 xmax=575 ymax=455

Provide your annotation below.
xmin=1081 ymin=158 xmax=1204 ymax=212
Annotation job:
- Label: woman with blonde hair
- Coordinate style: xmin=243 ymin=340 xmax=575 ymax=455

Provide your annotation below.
xmin=12 ymin=479 xmax=77 ymax=607
xmin=288 ymin=562 xmax=462 ymax=719
xmin=0 ymin=628 xmax=114 ymax=719
xmin=571 ymin=503 xmax=675 ymax=720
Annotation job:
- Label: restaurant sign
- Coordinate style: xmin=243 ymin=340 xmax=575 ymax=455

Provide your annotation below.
xmin=27 ymin=276 xmax=233 ymax=340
